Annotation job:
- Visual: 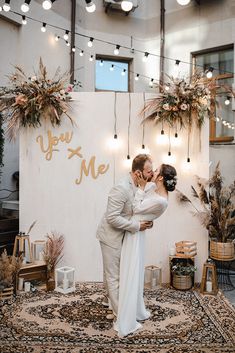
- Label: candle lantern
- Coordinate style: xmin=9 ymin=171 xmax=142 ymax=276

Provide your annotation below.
xmin=55 ymin=266 xmax=75 ymax=294
xmin=144 ymin=265 xmax=162 ymax=289
xmin=31 ymin=240 xmax=46 ymax=263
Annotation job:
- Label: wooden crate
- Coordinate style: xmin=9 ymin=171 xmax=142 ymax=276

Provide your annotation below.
xmin=175 ymin=241 xmax=197 ymax=258
xmin=0 ymin=287 xmax=14 ymax=301
xmin=210 ymin=240 xmax=235 ymax=261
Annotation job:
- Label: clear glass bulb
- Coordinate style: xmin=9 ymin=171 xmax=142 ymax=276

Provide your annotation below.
xmin=177 ymin=0 xmax=191 ymax=5
xmin=42 ymin=0 xmax=52 ymax=10
xmin=3 ymin=3 xmax=10 ymax=11
xmin=86 ymin=3 xmax=96 ymax=13
xmin=121 ymin=1 xmax=133 ymax=11
xmin=21 ymin=3 xmax=29 ymax=12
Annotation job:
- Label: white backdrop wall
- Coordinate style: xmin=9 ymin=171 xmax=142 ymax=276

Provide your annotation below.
xmin=20 ymin=92 xmax=209 ymax=283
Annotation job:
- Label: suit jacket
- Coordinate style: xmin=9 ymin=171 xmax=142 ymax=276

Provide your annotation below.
xmin=96 ymin=174 xmax=140 ymax=249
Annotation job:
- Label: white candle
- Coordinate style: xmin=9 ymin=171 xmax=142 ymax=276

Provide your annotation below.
xmin=18 ymin=278 xmax=24 ymax=291
xmin=170 ymin=247 xmax=176 ymax=256
xmin=24 ymin=281 xmax=31 ymax=292
xmin=206 ymin=281 xmax=212 ymax=292
xmin=39 ymin=251 xmax=44 ymax=261
xmin=22 ymin=257 xmax=27 ymax=264
xmin=151 ymin=278 xmax=157 ymax=287
xmin=63 ymin=278 xmax=69 ymax=290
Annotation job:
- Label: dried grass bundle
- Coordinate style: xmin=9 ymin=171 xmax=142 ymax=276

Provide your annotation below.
xmin=177 ymin=163 xmax=235 ymax=242
xmin=0 ymin=58 xmax=75 ymax=140
xmin=43 ymin=231 xmax=64 ymax=276
xmin=0 ymin=250 xmax=22 ymax=290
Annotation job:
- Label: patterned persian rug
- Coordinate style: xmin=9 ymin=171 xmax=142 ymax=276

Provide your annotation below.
xmin=0 ymin=282 xmax=235 ymax=353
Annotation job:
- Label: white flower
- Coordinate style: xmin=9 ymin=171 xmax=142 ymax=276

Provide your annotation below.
xmin=180 ymin=103 xmax=188 ymax=111
xmin=31 ymin=76 xmax=37 ymax=82
xmin=60 ymin=89 xmax=65 ymax=95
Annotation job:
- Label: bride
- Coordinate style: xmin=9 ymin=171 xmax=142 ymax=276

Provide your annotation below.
xmin=115 ymin=163 xmax=177 ymax=337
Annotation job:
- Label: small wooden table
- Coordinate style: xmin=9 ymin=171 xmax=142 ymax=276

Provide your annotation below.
xmin=17 ymin=261 xmax=48 ymax=290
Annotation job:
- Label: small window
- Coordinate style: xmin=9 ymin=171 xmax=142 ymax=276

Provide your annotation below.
xmin=192 ymin=45 xmax=234 ymax=143
xmin=95 ymin=57 xmax=130 ymax=92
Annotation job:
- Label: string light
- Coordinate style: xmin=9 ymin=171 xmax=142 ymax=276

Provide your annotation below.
xmin=206 ymin=67 xmax=214 ymax=79
xmin=110 ymin=64 xmax=114 ymax=71
xmin=21 ymin=0 xmax=31 ymax=13
xmin=5 ymin=8 xmax=235 ymax=79
xmin=121 ymin=69 xmax=126 ymax=76
xmin=114 ymin=45 xmax=120 ymax=55
xmin=42 ymin=0 xmax=55 ymax=10
xmin=3 ymin=0 xmax=11 ymax=12
xmin=63 ymin=30 xmax=69 ymax=40
xmin=89 ymin=55 xmax=94 ymax=61
xmin=55 ymin=35 xmax=60 ymax=41
xmin=41 ymin=22 xmax=47 ymax=32
xmin=85 ymin=0 xmax=96 ymax=13
xmin=225 ymin=96 xmax=230 ymax=105
xmin=79 ymin=50 xmax=84 ymax=56
xmin=87 ymin=37 xmax=94 ymax=47
xmin=142 ymin=52 xmax=149 ymax=62
xmin=22 ymin=15 xmax=27 ymax=25
xmin=66 ymin=41 xmax=70 ymax=46
xmin=177 ymin=0 xmax=191 ymax=5
xmin=149 ymin=78 xmax=154 ymax=88
xmin=99 ymin=59 xmax=103 ymax=66
xmin=121 ymin=1 xmax=133 ymax=12
xmin=72 ymin=46 xmax=76 ymax=52
xmin=173 ymin=60 xmax=180 ymax=77
xmin=0 ymin=6 xmax=2 ymax=11
xmin=135 ymin=74 xmax=139 ymax=81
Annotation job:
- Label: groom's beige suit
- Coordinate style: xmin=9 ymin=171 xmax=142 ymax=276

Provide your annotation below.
xmin=96 ymin=174 xmax=140 ymax=315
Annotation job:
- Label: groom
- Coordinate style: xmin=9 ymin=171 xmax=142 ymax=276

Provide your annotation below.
xmin=96 ymin=154 xmax=154 ymax=319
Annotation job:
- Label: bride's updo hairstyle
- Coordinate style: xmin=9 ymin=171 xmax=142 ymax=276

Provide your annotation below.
xmin=159 ymin=164 xmax=177 ymax=192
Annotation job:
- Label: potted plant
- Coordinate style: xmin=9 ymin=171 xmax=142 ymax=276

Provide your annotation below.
xmin=0 ymin=250 xmax=22 ymax=300
xmin=43 ymin=232 xmax=64 ymax=291
xmin=171 ymin=261 xmax=197 ymax=290
xmin=177 ymin=163 xmax=235 ymax=260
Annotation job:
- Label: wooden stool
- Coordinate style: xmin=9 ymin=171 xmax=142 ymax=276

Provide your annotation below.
xmin=13 ymin=234 xmax=33 ymax=263
xmin=200 ymin=262 xmax=218 ymax=295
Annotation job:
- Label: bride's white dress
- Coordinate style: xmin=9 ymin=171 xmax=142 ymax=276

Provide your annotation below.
xmin=116 ymin=182 xmax=168 ymax=337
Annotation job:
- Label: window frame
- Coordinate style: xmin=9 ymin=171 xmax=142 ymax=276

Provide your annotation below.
xmin=95 ymin=55 xmax=133 ymax=93
xmin=191 ymin=44 xmax=234 ymax=143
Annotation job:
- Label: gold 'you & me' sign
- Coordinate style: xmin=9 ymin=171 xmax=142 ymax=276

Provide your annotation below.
xmin=36 ymin=130 xmax=109 ymax=185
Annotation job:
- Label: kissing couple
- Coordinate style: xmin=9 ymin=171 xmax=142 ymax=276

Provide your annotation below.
xmin=97 ymin=154 xmax=177 ymax=337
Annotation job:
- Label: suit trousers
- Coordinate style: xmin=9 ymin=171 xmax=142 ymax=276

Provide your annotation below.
xmin=100 ymin=241 xmax=122 ymax=316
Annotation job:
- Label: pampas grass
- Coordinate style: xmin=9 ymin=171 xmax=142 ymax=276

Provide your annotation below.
xmin=0 ymin=250 xmax=22 ymax=290
xmin=177 ymin=163 xmax=235 ymax=242
xmin=43 ymin=232 xmax=64 ymax=276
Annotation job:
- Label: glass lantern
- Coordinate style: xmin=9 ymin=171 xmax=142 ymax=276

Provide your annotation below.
xmin=31 ymin=240 xmax=46 ymax=263
xmin=144 ymin=265 xmax=162 ymax=289
xmin=55 ymin=266 xmax=75 ymax=294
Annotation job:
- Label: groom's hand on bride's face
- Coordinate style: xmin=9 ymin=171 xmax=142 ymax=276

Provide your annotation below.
xmin=140 ymin=221 xmax=153 ymax=231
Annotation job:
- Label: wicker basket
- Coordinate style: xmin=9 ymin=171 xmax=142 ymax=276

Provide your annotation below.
xmin=172 ymin=274 xmax=192 ymax=290
xmin=0 ymin=287 xmax=14 ymax=301
xmin=175 ymin=241 xmax=197 ymax=258
xmin=210 ymin=240 xmax=235 ymax=261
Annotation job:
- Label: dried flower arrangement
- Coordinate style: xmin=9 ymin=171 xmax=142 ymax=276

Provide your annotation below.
xmin=0 ymin=58 xmax=75 ymax=140
xmin=177 ymin=163 xmax=235 ymax=243
xmin=43 ymin=231 xmax=64 ymax=278
xmin=171 ymin=262 xmax=197 ymax=276
xmin=0 ymin=250 xmax=22 ymax=291
xmin=142 ymin=73 xmax=217 ymax=130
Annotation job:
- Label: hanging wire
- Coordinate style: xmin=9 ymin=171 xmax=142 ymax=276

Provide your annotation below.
xmin=114 ymin=92 xmax=117 ymax=138
xmin=187 ymin=128 xmax=191 ymax=163
xmin=168 ymin=126 xmax=171 ymax=156
xmin=142 ymin=92 xmax=146 ymax=149
xmin=127 ymin=93 xmax=131 ymax=159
